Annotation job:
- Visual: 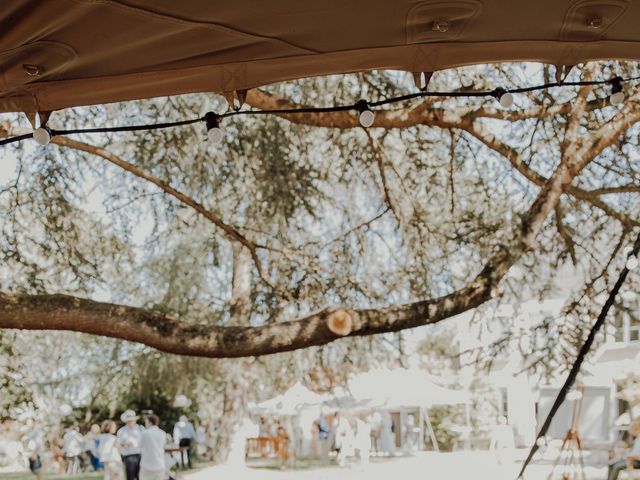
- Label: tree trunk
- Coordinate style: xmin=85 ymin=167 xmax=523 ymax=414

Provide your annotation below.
xmin=212 ymin=360 xmax=251 ymax=465
xmin=213 ymin=243 xmax=253 ymax=464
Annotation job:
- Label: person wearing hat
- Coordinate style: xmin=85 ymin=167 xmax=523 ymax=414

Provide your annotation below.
xmin=117 ymin=410 xmax=144 ymax=480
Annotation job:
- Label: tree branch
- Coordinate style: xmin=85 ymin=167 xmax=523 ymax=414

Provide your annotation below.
xmin=0 ymin=131 xmax=590 ymax=357
xmin=0 ymin=125 xmax=281 ymax=289
xmin=460 ymin=120 xmax=640 ymax=228
xmin=365 ymin=131 xmax=401 ymax=222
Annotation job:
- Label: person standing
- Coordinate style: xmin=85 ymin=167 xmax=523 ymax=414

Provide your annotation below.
xmin=317 ymin=414 xmax=331 ymax=465
xmin=334 ymin=413 xmax=354 ymax=467
xmin=86 ymin=424 xmax=103 ymax=471
xmin=63 ymin=423 xmax=86 ymax=474
xmin=172 ymin=416 xmax=195 ymax=468
xmin=23 ymin=419 xmax=44 ymax=480
xmin=379 ymin=411 xmax=395 ymax=455
xmin=139 ymin=415 xmax=166 ymax=480
xmin=608 ymin=421 xmax=640 ymax=480
xmin=354 ymin=417 xmax=371 ymax=468
xmin=195 ymin=425 xmax=207 ymax=457
xmin=117 ymin=410 xmax=144 ymax=480
xmin=99 ymin=420 xmax=124 ymax=480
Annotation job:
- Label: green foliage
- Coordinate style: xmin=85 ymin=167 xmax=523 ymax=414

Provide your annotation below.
xmin=426 ymin=406 xmax=460 ymax=452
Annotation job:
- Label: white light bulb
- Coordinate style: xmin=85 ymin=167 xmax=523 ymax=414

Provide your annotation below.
xmin=610 ymin=91 xmax=625 ymax=106
xmin=627 ymin=256 xmax=639 ymax=270
xmin=207 ymin=126 xmax=224 ymax=144
xmin=33 ymin=127 xmax=51 ymax=145
xmin=359 ymin=109 xmax=375 ymax=128
xmin=499 ymin=92 xmax=514 ymax=108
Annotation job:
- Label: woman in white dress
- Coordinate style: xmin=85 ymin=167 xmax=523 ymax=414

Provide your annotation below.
xmin=99 ymin=421 xmax=124 ymax=480
xmin=379 ymin=412 xmax=395 ymax=454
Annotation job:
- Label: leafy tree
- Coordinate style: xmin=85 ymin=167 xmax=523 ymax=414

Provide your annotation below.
xmin=1 ymin=62 xmax=639 ymax=461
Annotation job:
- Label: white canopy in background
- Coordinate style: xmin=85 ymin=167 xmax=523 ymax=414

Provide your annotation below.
xmin=254 ymin=382 xmax=325 ymax=416
xmin=345 ymin=368 xmax=470 ymax=408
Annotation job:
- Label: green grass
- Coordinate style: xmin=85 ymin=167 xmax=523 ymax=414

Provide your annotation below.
xmin=0 ymin=473 xmax=101 ymax=480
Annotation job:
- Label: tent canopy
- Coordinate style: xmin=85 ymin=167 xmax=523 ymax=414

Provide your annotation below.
xmin=253 ymin=382 xmax=325 ymax=416
xmin=2 ymin=0 xmax=640 ymax=113
xmin=344 ymin=368 xmax=470 ymax=408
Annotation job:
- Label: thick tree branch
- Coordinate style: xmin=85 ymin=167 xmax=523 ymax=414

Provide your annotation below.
xmin=244 ymin=89 xmax=639 ymax=227
xmin=1 ymin=85 xmax=635 ymax=358
xmin=0 ymin=132 xmax=589 ymax=357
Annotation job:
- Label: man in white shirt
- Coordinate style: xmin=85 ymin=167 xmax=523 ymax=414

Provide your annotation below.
xmin=608 ymin=421 xmax=640 ymax=480
xmin=139 ymin=415 xmax=167 ymax=480
xmin=173 ymin=416 xmax=196 ymax=468
xmin=117 ymin=410 xmax=144 ymax=480
xmin=62 ymin=424 xmax=86 ymax=474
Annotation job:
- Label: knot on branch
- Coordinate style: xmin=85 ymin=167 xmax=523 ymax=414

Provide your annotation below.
xmin=326 ymin=308 xmax=353 ymax=336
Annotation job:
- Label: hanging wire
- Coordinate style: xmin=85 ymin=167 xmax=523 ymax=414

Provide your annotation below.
xmin=516 ymin=232 xmax=640 ymax=479
xmin=1 ymin=75 xmax=639 ymax=147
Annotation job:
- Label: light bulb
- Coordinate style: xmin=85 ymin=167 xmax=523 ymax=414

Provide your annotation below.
xmin=610 ymin=77 xmax=624 ymax=106
xmin=627 ymin=256 xmax=639 ymax=270
xmin=204 ymin=112 xmax=224 ymax=144
xmin=33 ymin=127 xmax=51 ymax=145
xmin=493 ymin=88 xmax=513 ymax=108
xmin=207 ymin=126 xmax=224 ymax=144
xmin=610 ymin=91 xmax=625 ymax=106
xmin=355 ymin=100 xmax=375 ymax=127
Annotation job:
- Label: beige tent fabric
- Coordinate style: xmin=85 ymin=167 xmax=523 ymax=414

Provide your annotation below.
xmin=2 ymin=0 xmax=640 ymax=113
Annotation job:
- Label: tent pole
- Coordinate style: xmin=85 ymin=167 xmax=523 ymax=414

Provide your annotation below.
xmin=424 ymin=407 xmax=439 ymax=452
xmin=418 ymin=407 xmax=425 ymax=451
xmin=464 ymin=403 xmax=472 ymax=450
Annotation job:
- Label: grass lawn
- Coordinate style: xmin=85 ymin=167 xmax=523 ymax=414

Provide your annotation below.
xmin=0 ymin=473 xmax=101 ymax=480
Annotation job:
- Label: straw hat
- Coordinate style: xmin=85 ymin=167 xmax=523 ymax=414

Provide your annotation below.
xmin=120 ymin=410 xmax=139 ymax=422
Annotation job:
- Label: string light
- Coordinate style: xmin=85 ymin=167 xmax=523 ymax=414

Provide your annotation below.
xmin=1 ymin=75 xmax=639 ymax=148
xmin=610 ymin=77 xmax=625 ymax=105
xmin=493 ymin=88 xmax=514 ymax=108
xmin=204 ymin=112 xmax=224 ymax=144
xmin=32 ymin=127 xmax=51 ymax=145
xmin=625 ymin=245 xmax=638 ymax=270
xmin=355 ymin=100 xmax=375 ymax=127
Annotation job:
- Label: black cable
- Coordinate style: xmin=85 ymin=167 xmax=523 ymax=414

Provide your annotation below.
xmin=51 ymin=116 xmax=204 ymax=135
xmin=1 ymin=75 xmax=638 ymax=146
xmin=0 ymin=133 xmax=33 ymax=146
xmin=516 ymin=232 xmax=640 ymax=479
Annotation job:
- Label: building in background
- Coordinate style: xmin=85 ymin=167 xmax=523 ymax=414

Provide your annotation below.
xmin=456 ymin=293 xmax=640 ymax=448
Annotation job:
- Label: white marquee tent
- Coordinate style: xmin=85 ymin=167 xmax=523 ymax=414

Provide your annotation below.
xmin=346 ymin=368 xmax=470 ymax=408
xmin=253 ymin=382 xmax=325 ymax=416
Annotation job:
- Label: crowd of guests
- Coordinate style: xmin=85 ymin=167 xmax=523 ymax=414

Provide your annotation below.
xmin=22 ymin=411 xmax=202 ymax=480
xmin=253 ymin=410 xmax=402 ymax=469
